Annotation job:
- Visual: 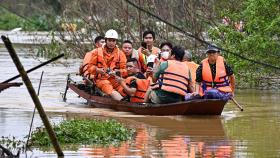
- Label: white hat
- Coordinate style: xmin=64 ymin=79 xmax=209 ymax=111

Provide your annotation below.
xmin=105 ymin=29 xmax=118 ymax=39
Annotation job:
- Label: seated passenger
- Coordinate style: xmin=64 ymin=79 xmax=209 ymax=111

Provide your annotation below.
xmin=116 ymin=58 xmax=149 ymax=102
xmin=182 ymin=50 xmax=200 ymax=101
xmin=145 ymin=46 xmax=194 ymax=104
xmin=158 ymin=42 xmax=173 ymax=62
xmin=80 ymin=35 xmax=105 ymax=78
xmin=195 ymin=45 xmax=235 ymax=101
xmin=122 ymin=40 xmax=145 ymax=73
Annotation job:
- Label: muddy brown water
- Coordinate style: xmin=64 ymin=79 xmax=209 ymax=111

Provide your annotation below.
xmin=0 ymin=47 xmax=279 ymax=157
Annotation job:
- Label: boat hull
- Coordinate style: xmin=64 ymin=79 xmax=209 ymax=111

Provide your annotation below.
xmin=69 ymin=83 xmax=227 ymax=115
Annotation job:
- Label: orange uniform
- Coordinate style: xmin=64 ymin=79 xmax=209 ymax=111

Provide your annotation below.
xmin=199 ymin=56 xmax=232 ymax=96
xmin=88 ymin=46 xmax=127 ymax=95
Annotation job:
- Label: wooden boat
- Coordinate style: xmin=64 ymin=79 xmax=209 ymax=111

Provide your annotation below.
xmin=66 ymin=78 xmax=228 ymax=115
xmin=0 ymin=82 xmax=22 ymax=93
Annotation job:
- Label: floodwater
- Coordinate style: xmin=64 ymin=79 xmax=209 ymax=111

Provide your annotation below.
xmin=0 ymin=47 xmax=279 ymax=158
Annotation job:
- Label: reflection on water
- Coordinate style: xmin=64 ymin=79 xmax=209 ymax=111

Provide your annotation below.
xmin=0 ymin=47 xmax=280 ymax=157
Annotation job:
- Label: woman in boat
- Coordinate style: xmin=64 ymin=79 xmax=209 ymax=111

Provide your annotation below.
xmin=158 ymin=42 xmax=173 ymax=62
xmin=195 ymin=44 xmax=235 ymax=100
xmin=145 ymin=46 xmax=194 ymax=104
xmin=145 ymin=42 xmax=173 ymax=83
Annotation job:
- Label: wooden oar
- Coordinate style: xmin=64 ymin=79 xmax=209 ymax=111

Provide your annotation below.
xmin=231 ymin=97 xmax=244 ymax=111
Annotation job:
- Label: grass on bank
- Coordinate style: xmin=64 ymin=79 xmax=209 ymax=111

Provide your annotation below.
xmin=28 ymin=119 xmax=135 ymax=147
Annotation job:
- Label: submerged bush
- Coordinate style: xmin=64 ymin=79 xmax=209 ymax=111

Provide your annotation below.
xmin=28 ymin=119 xmax=134 ymax=147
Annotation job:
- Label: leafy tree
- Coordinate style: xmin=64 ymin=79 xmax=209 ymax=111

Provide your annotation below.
xmin=209 ymin=0 xmax=280 ymax=88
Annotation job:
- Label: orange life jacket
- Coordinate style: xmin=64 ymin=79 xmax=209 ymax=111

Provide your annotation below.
xmin=80 ymin=51 xmax=93 ymax=77
xmin=199 ymin=56 xmax=232 ymax=96
xmin=152 ymin=60 xmax=190 ymax=96
xmin=184 ymin=61 xmax=199 ymax=84
xmin=89 ymin=47 xmax=127 ymax=90
xmin=125 ymin=77 xmax=150 ymax=102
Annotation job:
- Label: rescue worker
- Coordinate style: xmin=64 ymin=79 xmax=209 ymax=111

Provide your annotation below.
xmin=196 ymin=45 xmax=235 ymax=100
xmin=138 ymin=30 xmax=160 ymax=71
xmin=80 ymin=36 xmax=105 ymax=77
xmin=87 ymin=29 xmax=127 ymax=100
xmin=116 ymin=58 xmax=149 ymax=102
xmin=145 ymin=46 xmax=194 ymax=104
xmin=122 ymin=40 xmax=145 ymax=71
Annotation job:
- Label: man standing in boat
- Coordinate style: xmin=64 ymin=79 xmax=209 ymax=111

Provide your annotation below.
xmin=196 ymin=45 xmax=235 ymax=100
xmin=87 ymin=29 xmax=127 ymax=101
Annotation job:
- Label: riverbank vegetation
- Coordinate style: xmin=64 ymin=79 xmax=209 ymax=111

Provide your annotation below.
xmin=28 ymin=119 xmax=135 ymax=147
xmin=0 ymin=7 xmax=55 ymax=31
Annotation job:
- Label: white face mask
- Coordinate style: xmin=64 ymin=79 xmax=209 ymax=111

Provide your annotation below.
xmin=161 ymin=51 xmax=170 ymax=60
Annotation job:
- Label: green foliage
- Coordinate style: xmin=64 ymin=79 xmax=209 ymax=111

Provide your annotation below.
xmin=0 ymin=9 xmax=24 ymax=30
xmin=28 ymin=119 xmax=135 ymax=147
xmin=21 ymin=15 xmax=56 ymax=31
xmin=0 ymin=7 xmax=56 ymax=31
xmin=209 ymin=0 xmax=280 ymax=88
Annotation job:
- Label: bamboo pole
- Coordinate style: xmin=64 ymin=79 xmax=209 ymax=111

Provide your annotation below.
xmin=2 ymin=53 xmax=64 ymax=83
xmin=1 ymin=36 xmax=64 ymax=157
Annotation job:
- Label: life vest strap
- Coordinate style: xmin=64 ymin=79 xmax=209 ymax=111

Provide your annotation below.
xmin=163 ymin=72 xmax=189 ymax=81
xmin=202 ymin=80 xmax=230 ymax=91
xmin=160 ymin=77 xmax=189 ymax=88
xmin=161 ymin=83 xmax=188 ymax=94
